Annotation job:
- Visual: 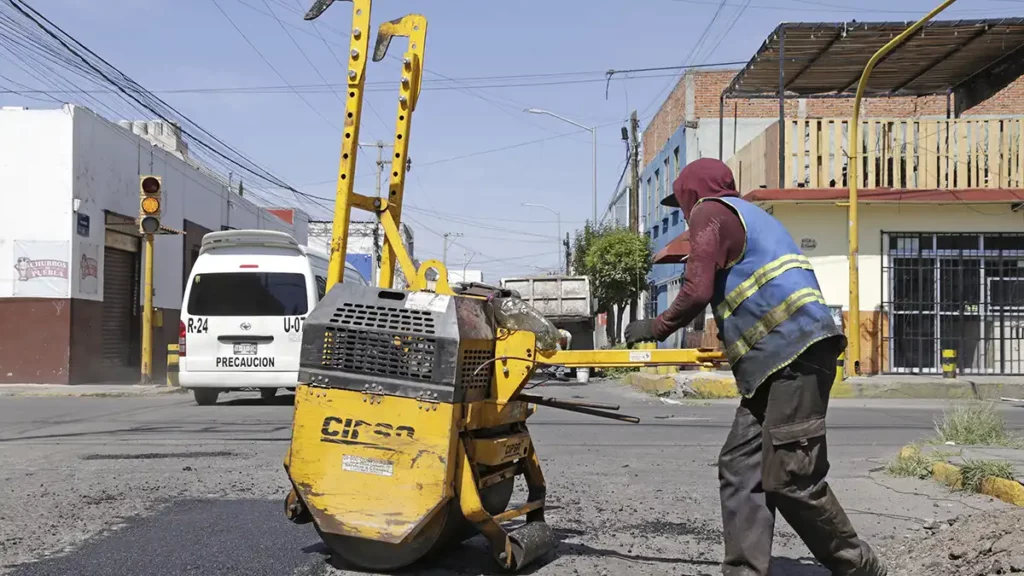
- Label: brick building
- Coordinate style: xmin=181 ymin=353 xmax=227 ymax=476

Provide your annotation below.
xmin=642 ymin=70 xmax=1024 ymax=170
xmin=641 ymin=19 xmax=1024 ymax=377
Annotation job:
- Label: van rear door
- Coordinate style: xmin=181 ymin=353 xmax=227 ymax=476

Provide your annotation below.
xmin=183 ymin=270 xmax=309 ymax=373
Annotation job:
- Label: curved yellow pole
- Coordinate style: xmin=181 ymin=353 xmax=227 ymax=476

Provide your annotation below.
xmin=846 ymin=0 xmax=956 ymax=376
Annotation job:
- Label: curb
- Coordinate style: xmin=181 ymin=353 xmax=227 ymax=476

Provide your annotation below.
xmin=624 ymin=372 xmax=740 ymax=399
xmin=897 ymin=445 xmax=1024 ymax=507
xmin=0 ymin=386 xmax=187 ymax=398
xmin=624 ymin=372 xmax=1024 ymax=401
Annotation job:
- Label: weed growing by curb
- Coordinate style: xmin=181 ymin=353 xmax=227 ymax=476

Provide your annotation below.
xmin=932 ymin=403 xmax=1023 ymax=448
xmin=959 ymin=459 xmax=1016 ymax=493
xmin=886 ymin=445 xmax=963 ymax=479
xmin=886 ymin=445 xmax=935 ymax=479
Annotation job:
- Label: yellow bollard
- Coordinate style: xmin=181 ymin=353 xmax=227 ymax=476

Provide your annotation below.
xmin=166 ymin=343 xmax=179 ymax=387
xmin=834 ymin=351 xmax=845 ymax=386
xmin=942 ymin=349 xmax=956 ymax=379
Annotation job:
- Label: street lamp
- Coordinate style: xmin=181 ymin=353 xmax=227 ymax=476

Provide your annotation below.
xmin=462 ymin=250 xmax=476 ymax=282
xmin=524 ymin=108 xmax=597 ymax=225
xmin=522 ymin=202 xmax=562 ymax=273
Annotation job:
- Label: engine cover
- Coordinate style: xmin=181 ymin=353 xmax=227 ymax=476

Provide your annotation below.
xmin=299 ymin=283 xmax=495 ymax=404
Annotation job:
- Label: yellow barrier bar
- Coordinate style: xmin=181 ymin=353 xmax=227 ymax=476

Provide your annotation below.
xmin=166 ymin=343 xmax=179 ymax=388
xmin=540 ymin=348 xmax=725 ymax=368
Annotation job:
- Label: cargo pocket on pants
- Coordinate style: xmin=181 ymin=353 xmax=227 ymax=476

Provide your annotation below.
xmin=763 ymin=418 xmax=827 ymax=493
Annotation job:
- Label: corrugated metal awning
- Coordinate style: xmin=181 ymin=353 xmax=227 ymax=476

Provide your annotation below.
xmin=724 ymin=19 xmax=1024 ymax=100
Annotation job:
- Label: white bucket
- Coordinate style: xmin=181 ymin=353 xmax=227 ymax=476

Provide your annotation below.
xmin=575 ymin=367 xmax=590 ymax=383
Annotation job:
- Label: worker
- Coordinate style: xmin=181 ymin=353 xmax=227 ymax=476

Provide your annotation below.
xmin=624 ymin=158 xmax=885 ymax=576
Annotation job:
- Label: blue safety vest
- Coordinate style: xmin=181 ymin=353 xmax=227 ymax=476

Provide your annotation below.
xmin=703 ymin=196 xmax=842 ymax=396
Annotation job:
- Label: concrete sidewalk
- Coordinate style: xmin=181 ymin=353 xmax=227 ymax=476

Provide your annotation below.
xmin=624 ymin=370 xmax=1024 ymax=400
xmin=0 ymin=384 xmax=186 ymax=398
xmin=898 ymin=444 xmax=1024 ymax=507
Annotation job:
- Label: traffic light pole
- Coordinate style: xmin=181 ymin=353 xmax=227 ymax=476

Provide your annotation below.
xmin=141 ymin=233 xmax=154 ymax=384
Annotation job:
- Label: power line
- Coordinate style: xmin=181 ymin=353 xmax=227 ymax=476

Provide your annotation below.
xmin=2 ymin=0 xmax=309 ymax=212
xmin=640 ymin=0 xmax=728 ymax=120
xmin=287 ymin=0 xmax=391 ymax=137
xmin=0 ymin=71 xmax=725 ymax=95
xmin=208 ymin=0 xmax=342 ymax=132
xmin=668 ymin=0 xmax=1014 ymax=14
xmin=296 ymin=122 xmax=622 ymax=187
xmin=699 ymin=0 xmax=754 ymax=65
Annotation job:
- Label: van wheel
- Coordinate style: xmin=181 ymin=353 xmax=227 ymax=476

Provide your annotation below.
xmin=260 ymin=388 xmax=277 ymax=403
xmin=193 ymin=389 xmax=219 ymax=406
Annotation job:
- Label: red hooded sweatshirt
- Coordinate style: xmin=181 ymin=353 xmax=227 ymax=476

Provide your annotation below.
xmin=652 ymin=158 xmax=746 ymax=340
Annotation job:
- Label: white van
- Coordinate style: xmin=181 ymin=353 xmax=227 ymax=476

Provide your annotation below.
xmin=178 ymin=230 xmax=368 ymax=406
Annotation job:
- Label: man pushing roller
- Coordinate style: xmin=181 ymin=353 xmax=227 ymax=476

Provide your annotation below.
xmin=624 ymin=158 xmax=886 ymax=576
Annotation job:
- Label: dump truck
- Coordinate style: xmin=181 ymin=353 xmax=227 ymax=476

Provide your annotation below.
xmin=499 ymin=276 xmax=596 ymax=352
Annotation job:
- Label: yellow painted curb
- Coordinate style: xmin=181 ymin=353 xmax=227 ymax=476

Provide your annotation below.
xmin=932 ymin=461 xmax=964 ymax=490
xmin=690 ymin=378 xmax=740 ymax=399
xmin=623 ymin=373 xmax=676 ymax=395
xmin=830 ymin=380 xmax=855 ymax=399
xmin=980 ymin=476 xmax=1024 ymax=506
xmin=897 ymin=444 xmax=1023 ymax=506
xmin=899 ymin=445 xmax=919 ymax=460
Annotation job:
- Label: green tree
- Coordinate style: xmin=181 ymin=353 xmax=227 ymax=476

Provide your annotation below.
xmin=584 ymin=228 xmax=652 ymax=345
xmin=570 ymin=221 xmax=613 ymax=278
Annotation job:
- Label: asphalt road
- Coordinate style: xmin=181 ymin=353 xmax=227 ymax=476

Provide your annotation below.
xmin=2 ymin=381 xmax=1021 ymax=576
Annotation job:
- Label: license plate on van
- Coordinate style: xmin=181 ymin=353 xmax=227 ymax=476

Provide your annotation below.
xmin=234 ymin=342 xmax=257 ymax=356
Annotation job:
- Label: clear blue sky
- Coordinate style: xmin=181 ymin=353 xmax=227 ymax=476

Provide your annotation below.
xmin=3 ymin=0 xmax=1020 ymax=279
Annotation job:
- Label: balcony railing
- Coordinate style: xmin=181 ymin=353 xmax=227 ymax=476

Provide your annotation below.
xmin=727 ymin=117 xmax=1024 ymax=193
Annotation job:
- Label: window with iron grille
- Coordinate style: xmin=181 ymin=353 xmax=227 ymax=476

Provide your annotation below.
xmin=882 ymin=232 xmax=1024 ymax=375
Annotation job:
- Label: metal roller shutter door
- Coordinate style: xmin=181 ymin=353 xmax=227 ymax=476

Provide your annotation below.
xmin=101 ymin=247 xmax=134 ymax=370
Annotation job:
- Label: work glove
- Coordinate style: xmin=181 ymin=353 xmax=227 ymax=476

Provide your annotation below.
xmin=624 ymin=319 xmax=657 ymax=346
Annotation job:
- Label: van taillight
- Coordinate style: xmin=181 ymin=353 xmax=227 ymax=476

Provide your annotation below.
xmin=179 ymin=320 xmax=186 ymax=357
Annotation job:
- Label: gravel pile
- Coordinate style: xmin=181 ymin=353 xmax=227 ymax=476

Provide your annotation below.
xmin=888 ymin=508 xmax=1024 ymax=575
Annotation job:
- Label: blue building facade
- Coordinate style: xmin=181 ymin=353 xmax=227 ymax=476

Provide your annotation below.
xmin=641 ymin=123 xmax=688 ymax=349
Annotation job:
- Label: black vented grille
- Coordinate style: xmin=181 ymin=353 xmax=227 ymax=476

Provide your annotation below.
xmin=329 ymin=302 xmax=436 ymax=334
xmin=322 ymin=327 xmax=436 ymax=381
xmin=459 ymin=347 xmax=493 ymax=391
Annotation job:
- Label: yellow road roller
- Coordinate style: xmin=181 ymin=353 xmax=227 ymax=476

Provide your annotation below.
xmin=282 ymin=0 xmax=723 ymax=571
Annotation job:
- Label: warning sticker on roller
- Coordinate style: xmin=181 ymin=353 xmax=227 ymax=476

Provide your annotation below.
xmin=342 ymin=455 xmax=394 ymax=477
xmin=629 ymin=351 xmax=652 ymax=362
xmin=404 ymin=292 xmax=450 ymax=314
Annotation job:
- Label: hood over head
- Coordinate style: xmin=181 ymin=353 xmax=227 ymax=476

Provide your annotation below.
xmin=661 ymin=158 xmax=740 ymax=221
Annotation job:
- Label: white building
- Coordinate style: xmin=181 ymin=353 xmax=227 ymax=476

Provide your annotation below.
xmin=0 ymin=105 xmax=307 ymax=384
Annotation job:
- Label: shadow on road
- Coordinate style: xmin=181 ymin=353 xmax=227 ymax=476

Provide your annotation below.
xmin=217 ymin=392 xmax=297 ymax=407
xmin=315 ymin=527 xmax=729 ymax=575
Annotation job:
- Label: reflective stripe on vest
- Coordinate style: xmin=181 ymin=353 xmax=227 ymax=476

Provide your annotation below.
xmin=715 ymin=253 xmax=815 ymax=320
xmin=725 ymin=286 xmax=827 ymax=363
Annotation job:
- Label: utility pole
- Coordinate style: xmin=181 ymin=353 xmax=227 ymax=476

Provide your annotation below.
xmin=564 ymin=233 xmax=571 ymax=275
xmin=522 ymin=203 xmax=561 ymax=272
xmin=360 ymin=141 xmax=394 ymax=199
xmin=359 ymin=141 xmax=412 ymax=286
xmin=628 ymin=111 xmax=641 ymax=322
xmin=629 ymin=111 xmax=640 ymax=234
xmin=442 ymin=232 xmax=462 ymax=266
xmin=142 ymin=234 xmax=154 ymax=383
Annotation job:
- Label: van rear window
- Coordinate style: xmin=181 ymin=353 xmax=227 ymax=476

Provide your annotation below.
xmin=187 ymin=272 xmax=308 ymax=316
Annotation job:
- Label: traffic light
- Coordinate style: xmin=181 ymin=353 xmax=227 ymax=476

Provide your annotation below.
xmin=139 ymin=175 xmax=161 ymax=234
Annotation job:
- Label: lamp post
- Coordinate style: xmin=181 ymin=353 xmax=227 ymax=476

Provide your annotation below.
xmin=462 ymin=250 xmax=476 ymax=282
xmin=522 ymin=202 xmax=562 ymax=273
xmin=524 ymin=108 xmax=597 ymax=225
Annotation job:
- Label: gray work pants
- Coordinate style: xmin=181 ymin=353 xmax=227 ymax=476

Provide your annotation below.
xmin=718 ymin=337 xmax=885 ymax=576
